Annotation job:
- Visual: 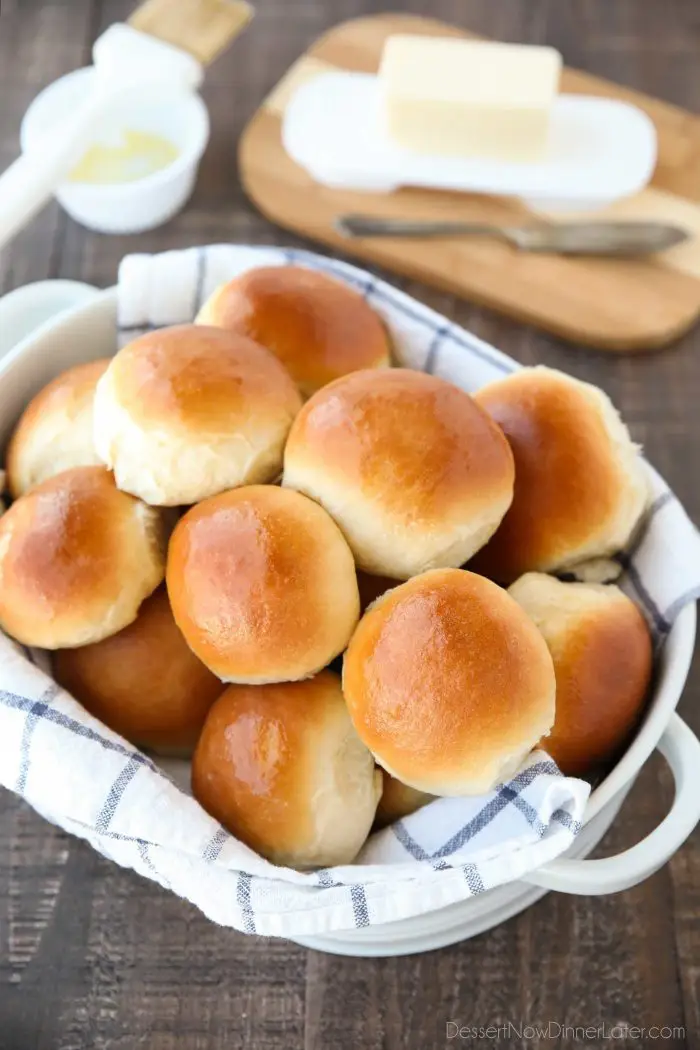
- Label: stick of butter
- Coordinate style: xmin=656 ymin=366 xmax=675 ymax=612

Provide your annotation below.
xmin=379 ymin=36 xmax=562 ymax=162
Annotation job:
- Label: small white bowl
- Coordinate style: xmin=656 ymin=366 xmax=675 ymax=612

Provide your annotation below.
xmin=20 ymin=68 xmax=210 ymax=234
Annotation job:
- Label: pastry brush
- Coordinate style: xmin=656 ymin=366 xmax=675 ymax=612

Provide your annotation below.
xmin=0 ymin=0 xmax=253 ymax=250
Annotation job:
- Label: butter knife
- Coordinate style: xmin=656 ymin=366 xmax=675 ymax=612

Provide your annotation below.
xmin=334 ymin=216 xmax=690 ymax=255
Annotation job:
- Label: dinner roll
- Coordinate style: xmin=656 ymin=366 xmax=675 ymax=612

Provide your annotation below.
xmin=192 ymin=671 xmax=382 ymax=868
xmin=472 ymin=366 xmax=648 ymax=583
xmin=0 ymin=467 xmax=166 ymax=648
xmin=343 ymin=569 xmax=555 ymax=795
xmin=375 ymin=771 xmax=433 ymax=829
xmin=53 ymin=587 xmax=223 ymax=754
xmin=283 ymin=369 xmax=515 ymax=579
xmin=93 ymin=324 xmax=302 ymax=506
xmin=509 ymin=573 xmax=653 ymax=776
xmin=6 ymin=359 xmax=109 ymax=498
xmin=167 ymin=485 xmax=360 ymax=683
xmin=196 ymin=265 xmax=391 ymax=397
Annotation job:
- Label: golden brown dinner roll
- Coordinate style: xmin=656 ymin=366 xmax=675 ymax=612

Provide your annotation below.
xmin=53 ymin=587 xmax=224 ymax=754
xmin=192 ymin=671 xmax=382 ymax=868
xmin=343 ymin=569 xmax=556 ymax=795
xmin=6 ymin=359 xmax=110 ymax=498
xmin=196 ymin=265 xmax=391 ymax=397
xmin=283 ymin=369 xmax=515 ymax=579
xmin=167 ymin=485 xmax=360 ymax=683
xmin=375 ymin=771 xmax=434 ymax=829
xmin=472 ymin=366 xmax=648 ymax=583
xmin=93 ymin=324 xmax=302 ymax=506
xmin=508 ymin=573 xmax=653 ymax=776
xmin=0 ymin=466 xmax=166 ymax=649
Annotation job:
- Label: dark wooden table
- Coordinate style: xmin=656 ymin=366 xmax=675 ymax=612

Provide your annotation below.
xmin=1 ymin=2 xmax=699 ymax=1047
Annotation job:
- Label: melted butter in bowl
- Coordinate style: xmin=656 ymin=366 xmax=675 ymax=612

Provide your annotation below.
xmin=69 ymin=129 xmax=180 ymax=185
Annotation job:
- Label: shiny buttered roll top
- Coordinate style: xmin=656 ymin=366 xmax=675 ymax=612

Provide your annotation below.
xmin=192 ymin=671 xmax=382 ymax=868
xmin=0 ymin=466 xmax=167 ymax=648
xmin=166 ymin=485 xmax=360 ymax=684
xmin=283 ymin=368 xmax=515 ymax=579
xmin=53 ymin=586 xmax=224 ymax=755
xmin=342 ymin=568 xmax=556 ymax=795
xmin=93 ymin=324 xmax=302 ymax=506
xmin=196 ymin=264 xmax=391 ymax=397
xmin=509 ymin=572 xmax=653 ymax=776
xmin=472 ymin=366 xmax=648 ymax=583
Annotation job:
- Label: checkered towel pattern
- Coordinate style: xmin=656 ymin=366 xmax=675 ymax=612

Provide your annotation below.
xmin=0 ymin=245 xmax=698 ymax=938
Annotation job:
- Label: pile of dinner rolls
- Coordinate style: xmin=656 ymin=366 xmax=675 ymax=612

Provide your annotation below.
xmin=0 ymin=264 xmax=653 ymax=871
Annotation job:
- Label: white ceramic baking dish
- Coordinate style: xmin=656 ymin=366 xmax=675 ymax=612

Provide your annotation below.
xmin=0 ymin=280 xmax=697 ymax=958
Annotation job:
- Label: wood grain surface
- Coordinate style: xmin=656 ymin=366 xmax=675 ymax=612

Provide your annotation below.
xmin=0 ymin=2 xmax=699 ymax=1048
xmin=240 ymin=13 xmax=700 ymax=353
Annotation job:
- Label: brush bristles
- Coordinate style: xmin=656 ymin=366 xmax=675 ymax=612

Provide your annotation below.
xmin=129 ymin=0 xmax=253 ymax=66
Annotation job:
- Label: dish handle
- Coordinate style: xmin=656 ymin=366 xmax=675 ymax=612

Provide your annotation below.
xmin=524 ymin=713 xmax=700 ymax=895
xmin=0 ymin=280 xmax=100 ymax=360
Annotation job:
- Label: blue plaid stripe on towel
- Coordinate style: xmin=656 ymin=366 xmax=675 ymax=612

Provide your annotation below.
xmin=0 ymin=244 xmax=698 ymax=939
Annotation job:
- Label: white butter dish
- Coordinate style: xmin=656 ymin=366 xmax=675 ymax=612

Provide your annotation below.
xmin=282 ymin=71 xmax=657 ymax=209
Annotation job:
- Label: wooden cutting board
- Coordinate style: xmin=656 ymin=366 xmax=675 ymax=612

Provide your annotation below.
xmin=239 ymin=13 xmax=700 ymax=352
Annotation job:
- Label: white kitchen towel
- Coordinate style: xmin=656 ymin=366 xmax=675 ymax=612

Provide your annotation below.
xmin=1 ymin=244 xmax=698 ymax=939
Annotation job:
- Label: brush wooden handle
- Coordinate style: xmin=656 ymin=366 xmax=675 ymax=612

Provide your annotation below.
xmin=129 ymin=0 xmax=254 ymax=66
